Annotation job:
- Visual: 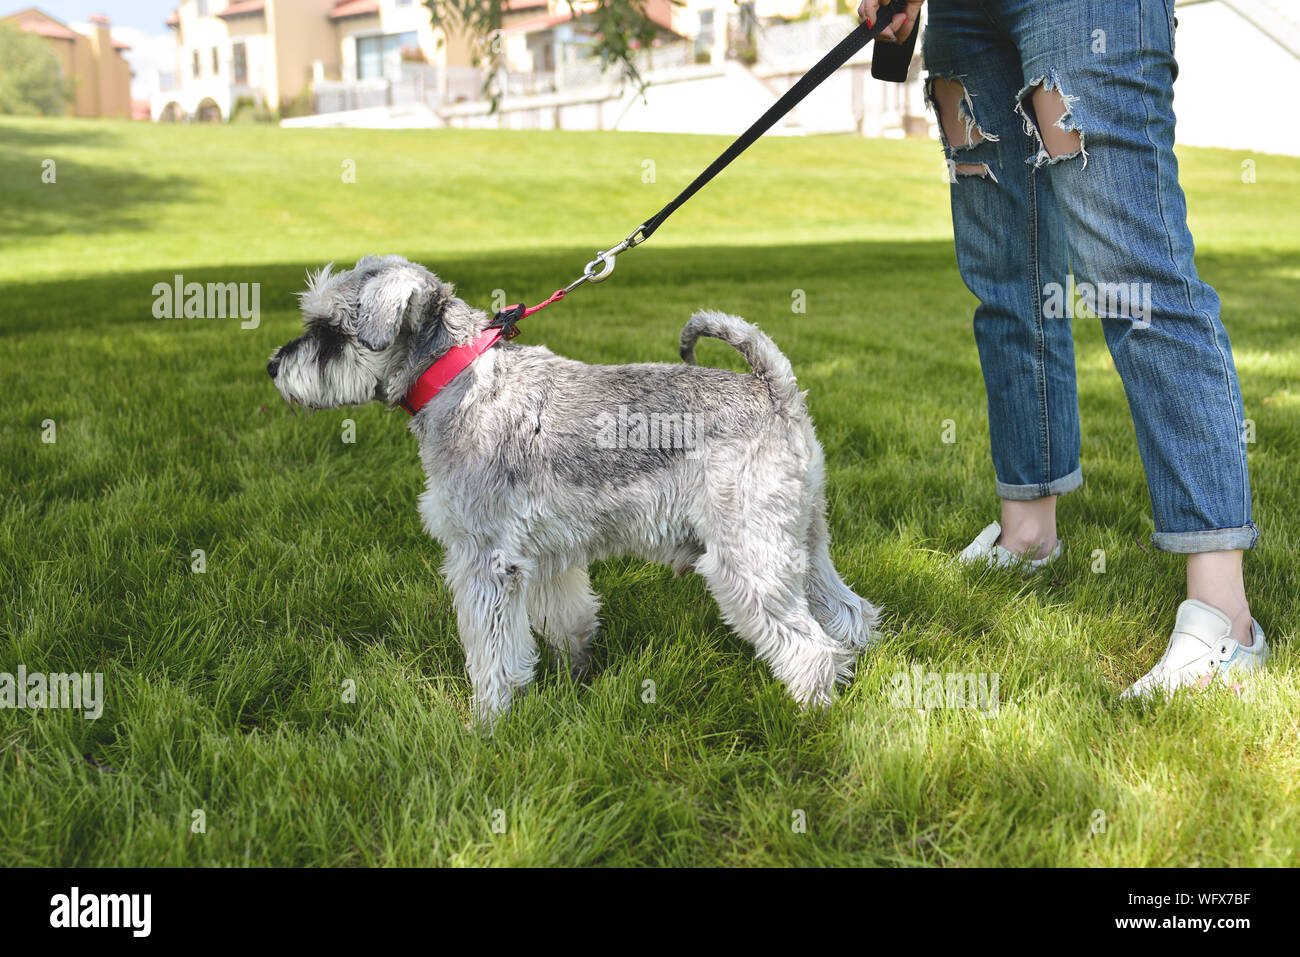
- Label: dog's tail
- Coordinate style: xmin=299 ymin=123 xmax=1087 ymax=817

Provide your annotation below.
xmin=680 ymin=311 xmax=801 ymax=411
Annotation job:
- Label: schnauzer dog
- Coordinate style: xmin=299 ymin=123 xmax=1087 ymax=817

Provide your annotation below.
xmin=268 ymin=255 xmax=879 ymax=724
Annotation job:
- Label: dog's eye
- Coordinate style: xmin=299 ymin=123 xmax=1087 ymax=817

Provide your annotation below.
xmin=314 ymin=325 xmax=349 ymax=367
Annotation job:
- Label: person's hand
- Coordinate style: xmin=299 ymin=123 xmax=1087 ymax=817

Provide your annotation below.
xmin=857 ymin=0 xmax=924 ymax=44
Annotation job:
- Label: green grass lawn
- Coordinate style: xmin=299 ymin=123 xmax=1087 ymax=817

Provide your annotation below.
xmin=1 ymin=117 xmax=1297 ymax=867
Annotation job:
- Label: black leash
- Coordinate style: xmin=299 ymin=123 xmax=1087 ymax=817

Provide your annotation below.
xmin=639 ymin=16 xmax=904 ymax=242
xmin=490 ymin=5 xmax=916 ymax=336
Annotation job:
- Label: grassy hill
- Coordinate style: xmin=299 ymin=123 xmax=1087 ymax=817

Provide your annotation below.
xmin=1 ymin=117 xmax=1297 ymax=865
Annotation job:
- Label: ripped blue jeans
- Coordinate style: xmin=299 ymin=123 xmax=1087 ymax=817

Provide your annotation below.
xmin=923 ymin=0 xmax=1257 ymax=553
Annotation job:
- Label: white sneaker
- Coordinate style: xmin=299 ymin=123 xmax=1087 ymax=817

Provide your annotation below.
xmin=1121 ymin=599 xmax=1268 ymax=700
xmin=958 ymin=521 xmax=1061 ymax=574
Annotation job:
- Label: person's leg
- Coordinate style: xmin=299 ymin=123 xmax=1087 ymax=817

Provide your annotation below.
xmin=923 ymin=1 xmax=1081 ymax=559
xmin=1004 ymin=1 xmax=1258 ymax=644
xmin=1188 ymin=550 xmax=1252 ymax=643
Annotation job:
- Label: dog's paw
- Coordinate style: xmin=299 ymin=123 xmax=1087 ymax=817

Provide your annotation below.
xmin=568 ymin=647 xmax=595 ymax=682
xmin=852 ymin=599 xmax=885 ymax=650
xmin=548 ymin=648 xmax=594 ymax=682
xmin=830 ymin=595 xmax=882 ymax=650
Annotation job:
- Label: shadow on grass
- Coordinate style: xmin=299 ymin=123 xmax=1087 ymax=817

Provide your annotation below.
xmin=0 ymin=124 xmax=195 ymax=245
xmin=0 ymin=122 xmax=124 ymax=150
xmin=1 ymin=239 xmax=966 ymax=333
xmin=3 ymin=241 xmax=1295 ymax=367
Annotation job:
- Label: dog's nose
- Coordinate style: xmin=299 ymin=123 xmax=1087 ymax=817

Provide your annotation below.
xmin=267 ymin=356 xmax=281 ymax=378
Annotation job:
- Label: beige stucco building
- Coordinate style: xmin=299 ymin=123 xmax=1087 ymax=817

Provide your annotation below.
xmin=495 ymin=0 xmax=825 ymax=78
xmin=4 ymin=7 xmax=132 ymax=118
xmin=154 ymin=0 xmax=488 ymax=121
xmin=151 ymin=0 xmax=830 ymax=122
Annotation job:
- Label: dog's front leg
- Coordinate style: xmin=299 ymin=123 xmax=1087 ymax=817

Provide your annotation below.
xmin=527 ymin=565 xmax=601 ymax=679
xmin=445 ymin=548 xmax=539 ymax=728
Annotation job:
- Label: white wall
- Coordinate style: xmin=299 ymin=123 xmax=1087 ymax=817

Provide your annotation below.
xmin=1173 ymin=0 xmax=1300 ymax=155
xmin=614 ymin=63 xmax=787 ymax=135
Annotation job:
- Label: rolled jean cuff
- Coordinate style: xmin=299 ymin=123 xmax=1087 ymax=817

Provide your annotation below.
xmin=995 ymin=466 xmax=1083 ymax=502
xmin=1151 ymin=524 xmax=1260 ymax=554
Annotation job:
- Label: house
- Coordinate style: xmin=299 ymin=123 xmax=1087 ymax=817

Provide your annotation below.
xmin=640 ymin=0 xmax=830 ymax=64
xmin=3 ymin=8 xmax=132 ymax=118
xmin=153 ymin=0 xmax=482 ymax=122
xmin=496 ymin=0 xmax=823 ymax=77
xmin=156 ymin=0 xmax=337 ymax=121
xmin=151 ymin=0 xmax=843 ymax=123
xmin=330 ymin=0 xmax=476 ymax=79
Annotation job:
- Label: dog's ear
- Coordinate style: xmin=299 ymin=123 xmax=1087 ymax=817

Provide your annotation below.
xmin=355 ymin=261 xmax=442 ymax=351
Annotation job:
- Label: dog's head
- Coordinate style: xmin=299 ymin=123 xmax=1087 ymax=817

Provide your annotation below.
xmin=266 ymin=254 xmax=481 ymax=409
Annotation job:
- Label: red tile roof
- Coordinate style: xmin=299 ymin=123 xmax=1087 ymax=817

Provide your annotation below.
xmin=216 ymin=1 xmax=266 ymax=17
xmin=8 ymin=10 xmax=78 ymax=41
xmin=166 ymin=9 xmax=179 ymax=27
xmin=501 ymin=11 xmax=574 ymax=34
xmin=643 ymin=0 xmax=678 ymax=33
xmin=329 ymin=0 xmax=379 ymax=19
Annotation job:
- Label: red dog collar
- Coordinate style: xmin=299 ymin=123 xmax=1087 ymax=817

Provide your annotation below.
xmin=399 ymin=326 xmax=504 ymax=415
xmin=398 ymin=289 xmax=568 ymax=416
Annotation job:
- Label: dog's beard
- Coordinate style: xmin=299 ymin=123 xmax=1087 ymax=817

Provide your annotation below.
xmin=271 ymin=336 xmax=390 ymax=410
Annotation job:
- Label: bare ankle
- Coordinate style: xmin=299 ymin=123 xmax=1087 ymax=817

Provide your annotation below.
xmin=1186 ymin=550 xmax=1252 ymax=646
xmin=1228 ymin=606 xmax=1255 ymax=646
xmin=996 ymin=529 xmax=1058 ymax=560
xmin=999 ymin=496 xmax=1059 ymax=560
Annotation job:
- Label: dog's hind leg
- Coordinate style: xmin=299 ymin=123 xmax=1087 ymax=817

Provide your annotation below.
xmin=444 ymin=547 xmax=539 ymax=727
xmin=696 ymin=540 xmax=855 ymax=708
xmin=527 ymin=565 xmax=601 ymax=679
xmin=805 ymin=509 xmax=881 ymax=650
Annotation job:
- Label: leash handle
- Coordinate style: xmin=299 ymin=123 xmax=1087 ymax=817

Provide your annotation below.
xmin=872 ymin=10 xmax=921 ymax=82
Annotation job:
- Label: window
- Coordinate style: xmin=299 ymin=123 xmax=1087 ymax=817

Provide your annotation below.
xmin=697 ymin=10 xmax=715 ymax=51
xmin=196 ymin=0 xmax=208 ymax=15
xmin=211 ymin=46 xmax=219 ymax=75
xmin=356 ymin=32 xmax=419 ymax=79
xmin=192 ymin=49 xmax=200 ymax=77
xmin=740 ymin=2 xmax=757 ymax=35
xmin=232 ymin=42 xmax=247 ymax=85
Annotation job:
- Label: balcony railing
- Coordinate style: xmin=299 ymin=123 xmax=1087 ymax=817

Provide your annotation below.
xmin=310 ymin=42 xmax=695 ymax=116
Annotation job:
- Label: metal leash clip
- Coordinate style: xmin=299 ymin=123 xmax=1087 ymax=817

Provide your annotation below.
xmin=564 ymin=222 xmax=650 ymax=294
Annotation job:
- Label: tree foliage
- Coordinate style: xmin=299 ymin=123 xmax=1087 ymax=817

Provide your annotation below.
xmin=0 ymin=22 xmax=74 ymax=116
xmin=425 ymin=0 xmax=664 ymax=104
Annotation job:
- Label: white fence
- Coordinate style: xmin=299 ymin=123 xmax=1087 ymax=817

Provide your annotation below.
xmin=311 ymin=41 xmax=695 ymax=116
xmin=292 ymin=18 xmax=929 ymax=138
xmin=754 ymin=14 xmax=866 ymax=73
